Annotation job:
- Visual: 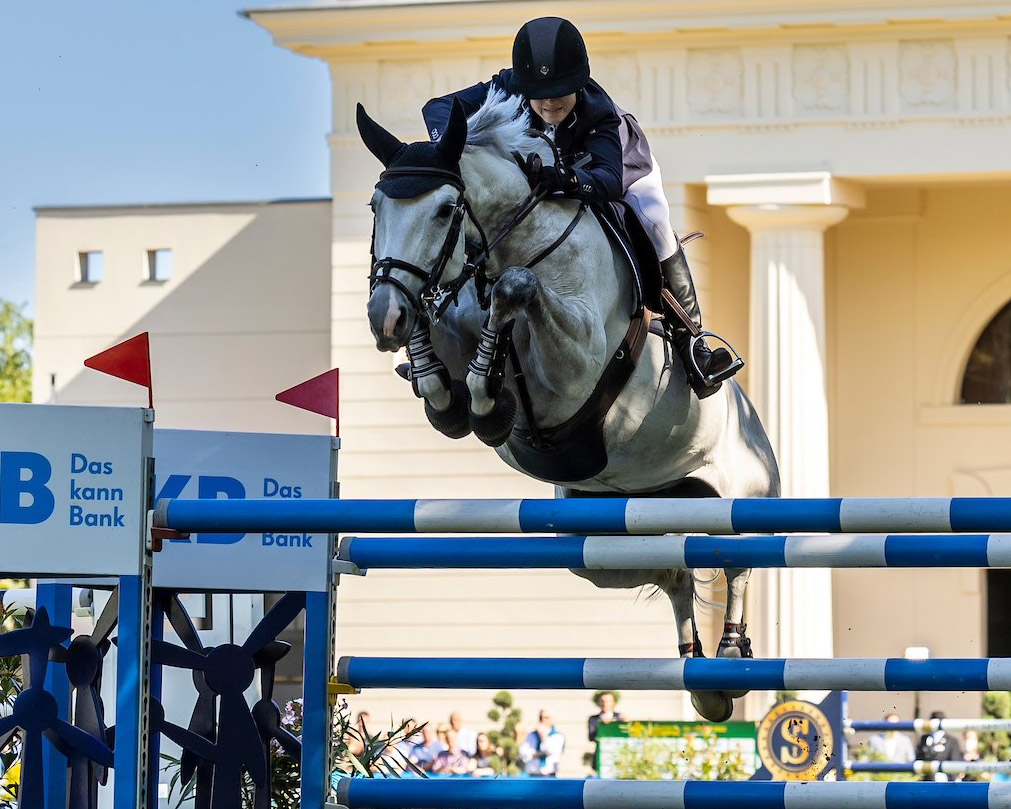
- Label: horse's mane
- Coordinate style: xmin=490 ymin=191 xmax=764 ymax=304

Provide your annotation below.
xmin=464 ymin=90 xmax=553 ymax=164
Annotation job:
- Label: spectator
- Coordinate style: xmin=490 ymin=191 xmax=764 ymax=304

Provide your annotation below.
xmin=437 ymin=722 xmax=451 ymax=749
xmin=410 ymin=722 xmax=447 ymax=772
xmin=916 ymin=710 xmax=964 ymax=781
xmin=866 ymin=712 xmax=916 ymax=762
xmin=450 ymin=711 xmax=478 ymax=755
xmin=394 ymin=718 xmax=420 ymax=767
xmin=471 ymin=732 xmax=497 ymax=777
xmin=588 ymin=690 xmax=624 ymax=742
xmin=346 ymin=710 xmax=371 ymax=758
xmin=431 ymin=729 xmax=473 ymax=775
xmin=520 ymin=709 xmax=565 ymax=776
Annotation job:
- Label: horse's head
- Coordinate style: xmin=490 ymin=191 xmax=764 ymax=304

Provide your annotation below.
xmin=357 ymin=101 xmax=470 ymax=352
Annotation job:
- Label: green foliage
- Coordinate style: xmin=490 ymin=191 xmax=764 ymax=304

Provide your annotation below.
xmin=772 ymin=691 xmax=798 ymax=706
xmin=0 ymin=301 xmax=32 ymax=403
xmin=163 ymin=698 xmax=421 ymax=808
xmin=484 ymin=690 xmax=523 ymax=775
xmin=980 ymin=691 xmax=1011 ymax=761
xmin=847 ymin=742 xmax=917 ymax=782
xmin=610 ymin=725 xmax=747 ymax=781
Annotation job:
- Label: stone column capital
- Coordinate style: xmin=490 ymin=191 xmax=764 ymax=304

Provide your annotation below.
xmin=725 ymin=203 xmax=851 ymax=233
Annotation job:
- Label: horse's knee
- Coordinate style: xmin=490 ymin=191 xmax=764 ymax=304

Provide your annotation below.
xmin=490 ymin=266 xmax=538 ymax=326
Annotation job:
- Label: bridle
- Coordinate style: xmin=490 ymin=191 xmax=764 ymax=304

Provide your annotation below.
xmin=368 ymin=145 xmax=586 ymax=323
xmin=369 ymin=166 xmax=490 ymax=323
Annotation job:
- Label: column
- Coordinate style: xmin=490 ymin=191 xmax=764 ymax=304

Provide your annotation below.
xmin=707 ymin=173 xmax=864 ymax=691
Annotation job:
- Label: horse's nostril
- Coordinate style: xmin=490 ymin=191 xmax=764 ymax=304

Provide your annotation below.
xmin=396 ymin=309 xmax=408 ymax=333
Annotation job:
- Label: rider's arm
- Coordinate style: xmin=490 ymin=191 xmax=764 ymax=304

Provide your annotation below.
xmin=422 ymin=71 xmax=509 ymax=141
xmin=567 ymin=109 xmax=623 ymax=203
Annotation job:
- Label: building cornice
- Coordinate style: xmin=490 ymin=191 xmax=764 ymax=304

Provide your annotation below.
xmin=34 ymin=198 xmax=332 ymax=217
xmin=246 ymin=1 xmax=1011 ymax=62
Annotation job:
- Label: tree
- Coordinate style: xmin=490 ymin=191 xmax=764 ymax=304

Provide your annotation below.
xmin=0 ymin=301 xmax=32 ymax=402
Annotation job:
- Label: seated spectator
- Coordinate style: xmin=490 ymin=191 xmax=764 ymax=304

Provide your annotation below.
xmin=520 ymin=709 xmax=565 ymax=777
xmin=471 ymin=732 xmax=497 ymax=777
xmin=588 ymin=690 xmax=624 ymax=742
xmin=393 ymin=718 xmax=420 ymax=767
xmin=410 ymin=722 xmax=447 ymax=772
xmin=450 ymin=711 xmax=478 ymax=755
xmin=430 ymin=729 xmax=473 ymax=775
xmin=346 ymin=710 xmax=371 ymax=759
xmin=916 ymin=710 xmax=964 ymax=782
xmin=866 ymin=712 xmax=916 ymax=762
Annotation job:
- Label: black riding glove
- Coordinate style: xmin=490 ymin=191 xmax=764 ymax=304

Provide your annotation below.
xmin=536 ymin=164 xmax=579 ymax=195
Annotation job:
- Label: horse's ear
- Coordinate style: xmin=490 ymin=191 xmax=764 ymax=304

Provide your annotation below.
xmin=357 ymin=103 xmax=404 ymax=167
xmin=436 ymin=98 xmax=468 ymax=164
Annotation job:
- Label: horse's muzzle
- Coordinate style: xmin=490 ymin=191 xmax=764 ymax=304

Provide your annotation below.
xmin=367 ymin=287 xmax=415 ymax=352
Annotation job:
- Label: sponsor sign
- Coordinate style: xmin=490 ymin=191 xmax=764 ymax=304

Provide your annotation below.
xmin=153 ymin=429 xmax=336 ymax=593
xmin=0 ymin=403 xmax=150 ymax=577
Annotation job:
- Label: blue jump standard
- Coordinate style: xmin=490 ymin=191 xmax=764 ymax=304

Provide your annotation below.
xmin=335 ymin=778 xmax=1011 ymax=809
xmin=338 ymin=533 xmax=1011 ymax=569
xmin=153 ymin=496 xmax=1011 ymax=534
xmin=336 ymin=656 xmax=1011 ymax=692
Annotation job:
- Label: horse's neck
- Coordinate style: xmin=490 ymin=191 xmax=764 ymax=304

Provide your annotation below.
xmin=462 ymin=151 xmax=586 ymax=278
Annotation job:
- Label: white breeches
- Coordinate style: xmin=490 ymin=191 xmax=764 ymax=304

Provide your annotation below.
xmin=624 ymin=157 xmax=678 ymax=262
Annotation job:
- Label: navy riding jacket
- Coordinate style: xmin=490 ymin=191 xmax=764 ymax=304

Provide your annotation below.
xmin=422 ymin=68 xmax=624 ymax=203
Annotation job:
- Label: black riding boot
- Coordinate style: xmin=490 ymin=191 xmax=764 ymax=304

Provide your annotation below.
xmin=660 ymin=251 xmax=741 ymax=399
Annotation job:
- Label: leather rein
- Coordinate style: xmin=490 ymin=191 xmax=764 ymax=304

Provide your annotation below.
xmin=369 ymin=141 xmax=586 ymax=322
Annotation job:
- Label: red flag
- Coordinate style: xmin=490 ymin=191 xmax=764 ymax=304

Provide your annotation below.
xmin=276 ymin=368 xmax=340 ymax=435
xmin=84 ymin=333 xmax=153 ymax=408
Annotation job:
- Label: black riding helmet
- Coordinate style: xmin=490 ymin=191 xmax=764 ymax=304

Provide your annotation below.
xmin=510 ymin=17 xmax=590 ymax=100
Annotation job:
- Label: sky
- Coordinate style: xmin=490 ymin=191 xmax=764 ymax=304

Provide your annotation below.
xmin=0 ymin=0 xmax=331 ymax=314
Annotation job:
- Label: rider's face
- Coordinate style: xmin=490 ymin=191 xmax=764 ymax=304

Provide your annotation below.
xmin=530 ymin=94 xmax=577 ymax=126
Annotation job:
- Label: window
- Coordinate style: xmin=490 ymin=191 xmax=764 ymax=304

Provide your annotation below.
xmin=961 ymin=300 xmax=1011 ymax=404
xmin=146 ymin=248 xmax=173 ymax=282
xmin=78 ymin=251 xmax=104 ymax=283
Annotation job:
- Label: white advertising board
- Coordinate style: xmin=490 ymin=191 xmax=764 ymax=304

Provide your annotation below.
xmin=0 ymin=403 xmax=150 ymax=577
xmin=152 ymin=429 xmax=336 ymax=593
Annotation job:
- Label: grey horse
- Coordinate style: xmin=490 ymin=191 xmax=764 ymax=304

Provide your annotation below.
xmin=358 ymin=91 xmax=780 ymax=721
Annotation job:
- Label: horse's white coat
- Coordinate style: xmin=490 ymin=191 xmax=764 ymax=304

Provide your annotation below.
xmin=361 ymin=92 xmax=781 ymax=720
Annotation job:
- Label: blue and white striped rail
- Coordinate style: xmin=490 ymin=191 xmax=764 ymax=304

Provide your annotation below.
xmin=333 ymin=778 xmax=1011 ymax=809
xmin=153 ymin=496 xmax=1011 ymax=535
xmin=848 ymin=760 xmax=1011 ymax=776
xmin=336 ymin=656 xmax=1011 ymax=692
xmin=338 ymin=533 xmax=1011 ymax=569
xmin=849 ymin=717 xmax=1011 ymax=733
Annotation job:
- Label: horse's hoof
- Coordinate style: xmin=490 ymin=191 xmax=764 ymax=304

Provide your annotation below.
xmin=425 ymin=381 xmax=472 ymax=439
xmin=691 ymin=691 xmax=734 ymax=722
xmin=470 ymin=388 xmax=518 ymax=447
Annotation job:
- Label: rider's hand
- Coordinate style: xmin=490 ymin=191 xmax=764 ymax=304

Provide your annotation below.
xmin=536 ymin=164 xmax=579 ymax=195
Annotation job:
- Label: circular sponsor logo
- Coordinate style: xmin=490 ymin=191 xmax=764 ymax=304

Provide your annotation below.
xmin=756 ymin=700 xmax=834 ymax=780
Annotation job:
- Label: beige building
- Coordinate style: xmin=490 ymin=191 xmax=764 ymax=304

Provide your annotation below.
xmin=33 ymin=0 xmax=1011 ymax=776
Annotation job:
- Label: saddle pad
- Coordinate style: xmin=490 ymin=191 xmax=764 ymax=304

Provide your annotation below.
xmin=593 ymin=200 xmax=664 ymax=314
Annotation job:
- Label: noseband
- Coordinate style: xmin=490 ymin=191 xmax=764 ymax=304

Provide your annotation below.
xmin=369 ymin=167 xmax=489 ymax=322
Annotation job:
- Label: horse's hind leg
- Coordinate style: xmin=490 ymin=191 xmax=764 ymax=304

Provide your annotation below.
xmin=717 ymin=567 xmax=753 ymax=698
xmin=663 ymin=571 xmax=733 ymax=723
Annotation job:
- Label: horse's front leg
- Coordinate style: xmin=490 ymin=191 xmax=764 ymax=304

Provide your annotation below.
xmin=466 ymin=265 xmax=600 ymax=446
xmin=406 ymin=324 xmax=472 ymax=439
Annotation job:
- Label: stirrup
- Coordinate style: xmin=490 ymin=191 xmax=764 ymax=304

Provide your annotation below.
xmin=689 ymin=330 xmax=745 ymax=388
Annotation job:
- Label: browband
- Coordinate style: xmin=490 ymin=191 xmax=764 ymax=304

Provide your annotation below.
xmin=379 ymin=166 xmax=465 ymax=192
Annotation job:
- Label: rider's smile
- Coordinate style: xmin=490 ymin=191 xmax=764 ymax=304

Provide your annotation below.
xmin=530 ymin=94 xmax=577 ymax=126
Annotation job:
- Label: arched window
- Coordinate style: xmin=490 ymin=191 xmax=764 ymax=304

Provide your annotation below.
xmin=961 ymin=300 xmax=1011 ymax=404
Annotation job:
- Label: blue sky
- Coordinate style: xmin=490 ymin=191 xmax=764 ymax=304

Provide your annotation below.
xmin=0 ymin=0 xmax=331 ymax=313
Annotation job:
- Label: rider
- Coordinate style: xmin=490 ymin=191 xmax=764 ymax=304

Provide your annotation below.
xmin=422 ymin=16 xmax=741 ymax=398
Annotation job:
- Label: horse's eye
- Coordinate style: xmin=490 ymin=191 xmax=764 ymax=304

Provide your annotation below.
xmin=437 ymin=202 xmax=456 ymax=219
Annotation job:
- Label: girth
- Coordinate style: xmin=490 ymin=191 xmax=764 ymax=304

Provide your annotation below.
xmin=505 ymin=306 xmax=650 ymax=483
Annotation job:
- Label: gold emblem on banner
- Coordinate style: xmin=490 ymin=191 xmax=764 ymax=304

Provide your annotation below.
xmin=756 ymin=700 xmax=834 ymax=780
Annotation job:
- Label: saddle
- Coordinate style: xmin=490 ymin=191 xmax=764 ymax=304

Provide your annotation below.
xmin=504 ymin=201 xmax=661 ymax=483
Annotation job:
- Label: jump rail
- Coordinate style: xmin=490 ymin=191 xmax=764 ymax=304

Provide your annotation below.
xmin=153 ymin=496 xmax=1011 ymax=534
xmin=332 ymin=778 xmax=1011 ymax=809
xmin=338 ymin=533 xmax=1011 ymax=569
xmin=849 ymin=718 xmax=1011 ymax=733
xmin=847 ymin=760 xmax=1011 ymax=776
xmin=336 ymin=656 xmax=1011 ymax=692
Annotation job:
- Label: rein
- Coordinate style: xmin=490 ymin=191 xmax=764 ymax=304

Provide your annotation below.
xmin=369 ymin=152 xmax=585 ymax=322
